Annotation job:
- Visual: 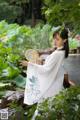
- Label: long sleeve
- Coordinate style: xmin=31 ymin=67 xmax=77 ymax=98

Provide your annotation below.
xmin=27 ymin=50 xmax=64 ymax=73
xmin=38 ymin=47 xmax=56 ymax=55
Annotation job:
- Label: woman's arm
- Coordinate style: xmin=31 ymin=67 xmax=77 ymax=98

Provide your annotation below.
xmin=20 ymin=50 xmax=64 ymax=74
xmin=38 ymin=47 xmax=56 ymax=55
xmin=27 ymin=51 xmax=64 ymax=74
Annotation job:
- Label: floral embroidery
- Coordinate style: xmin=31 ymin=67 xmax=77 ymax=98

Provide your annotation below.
xmin=26 ymin=75 xmax=41 ymax=103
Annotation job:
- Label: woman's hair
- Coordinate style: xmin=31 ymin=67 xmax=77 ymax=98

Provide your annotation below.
xmin=53 ymin=28 xmax=69 ymax=58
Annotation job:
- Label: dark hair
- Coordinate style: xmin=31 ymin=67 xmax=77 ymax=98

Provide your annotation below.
xmin=53 ymin=28 xmax=69 ymax=58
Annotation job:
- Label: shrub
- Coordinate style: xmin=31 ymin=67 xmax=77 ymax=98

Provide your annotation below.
xmin=35 ymin=86 xmax=80 ymax=120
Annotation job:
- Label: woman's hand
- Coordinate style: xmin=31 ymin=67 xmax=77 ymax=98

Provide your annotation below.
xmin=20 ymin=60 xmax=28 ymax=67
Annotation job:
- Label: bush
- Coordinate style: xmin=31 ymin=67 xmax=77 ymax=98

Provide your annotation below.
xmin=69 ymin=38 xmax=78 ymax=49
xmin=35 ymin=86 xmax=80 ymax=120
xmin=0 ymin=21 xmax=52 ymax=81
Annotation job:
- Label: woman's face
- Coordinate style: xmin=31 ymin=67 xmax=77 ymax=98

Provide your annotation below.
xmin=53 ymin=33 xmax=64 ymax=48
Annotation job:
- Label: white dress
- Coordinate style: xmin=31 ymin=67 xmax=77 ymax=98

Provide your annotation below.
xmin=24 ymin=48 xmax=65 ymax=105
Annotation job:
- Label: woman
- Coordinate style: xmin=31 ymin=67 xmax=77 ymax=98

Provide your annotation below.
xmin=20 ymin=28 xmax=69 ymax=105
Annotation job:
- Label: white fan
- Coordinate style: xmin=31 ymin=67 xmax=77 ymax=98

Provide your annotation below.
xmin=25 ymin=49 xmax=42 ymax=64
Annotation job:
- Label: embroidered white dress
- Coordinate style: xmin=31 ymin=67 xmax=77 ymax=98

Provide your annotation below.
xmin=24 ymin=49 xmax=65 ymax=105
